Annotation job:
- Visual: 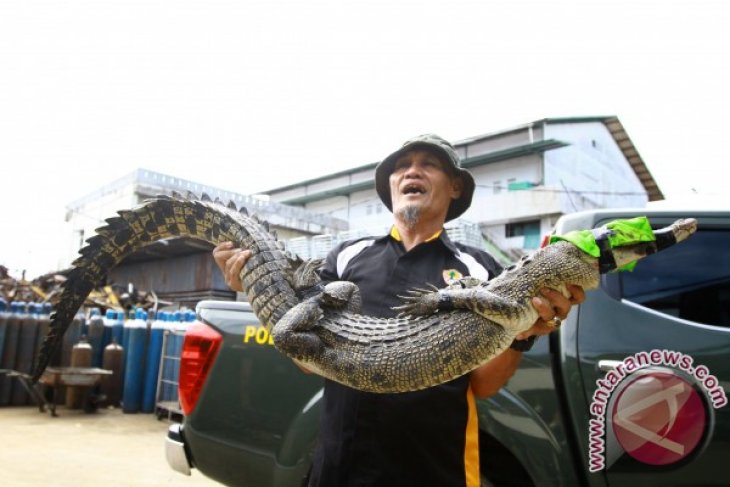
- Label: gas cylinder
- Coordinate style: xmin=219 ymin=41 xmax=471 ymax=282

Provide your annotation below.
xmin=0 ymin=302 xmax=24 ymax=406
xmin=121 ymin=309 xmax=134 ymax=375
xmin=101 ymin=338 xmax=124 ymax=407
xmin=0 ymin=298 xmax=9 ymax=364
xmin=122 ymin=308 xmax=147 ymax=413
xmin=0 ymin=297 xmax=10 ymax=363
xmin=12 ymin=302 xmax=39 ymax=405
xmin=61 ymin=310 xmax=84 ymax=367
xmin=141 ymin=310 xmax=165 ymax=413
xmin=159 ymin=312 xmax=174 ymax=402
xmin=87 ymin=308 xmax=104 ymax=368
xmin=111 ymin=310 xmax=124 ymax=351
xmin=0 ymin=298 xmax=14 ymax=406
xmin=102 ymin=309 xmax=115 ymax=358
xmin=65 ymin=336 xmax=93 ymax=409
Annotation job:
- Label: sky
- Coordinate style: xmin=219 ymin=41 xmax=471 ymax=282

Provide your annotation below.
xmin=1 ymin=0 xmax=728 ymax=279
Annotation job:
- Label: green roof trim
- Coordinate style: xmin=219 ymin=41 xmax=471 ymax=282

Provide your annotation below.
xmin=281 ymin=180 xmax=375 ymax=205
xmin=460 ymin=139 xmax=568 ymax=168
xmin=264 ymin=162 xmax=379 ymax=194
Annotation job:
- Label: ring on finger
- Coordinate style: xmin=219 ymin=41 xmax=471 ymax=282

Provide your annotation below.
xmin=547 ymin=316 xmax=562 ymax=328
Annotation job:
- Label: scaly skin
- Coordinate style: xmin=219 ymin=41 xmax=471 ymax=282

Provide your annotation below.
xmin=32 ymin=194 xmax=697 ymax=395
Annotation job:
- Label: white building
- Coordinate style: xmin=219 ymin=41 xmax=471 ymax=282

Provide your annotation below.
xmin=262 ymin=116 xmax=663 ymax=263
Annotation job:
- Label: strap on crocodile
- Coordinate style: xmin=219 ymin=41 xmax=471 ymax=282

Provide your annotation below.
xmin=593 ymin=228 xmax=617 ymax=273
xmin=548 ymin=216 xmax=656 ymax=272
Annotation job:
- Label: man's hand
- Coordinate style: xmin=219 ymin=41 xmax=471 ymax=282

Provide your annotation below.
xmin=518 ymin=285 xmax=586 ymax=340
xmin=212 ymin=242 xmax=251 ymax=293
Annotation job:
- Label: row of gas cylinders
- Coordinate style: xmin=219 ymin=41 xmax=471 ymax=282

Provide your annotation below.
xmin=0 ymin=298 xmax=195 ymax=413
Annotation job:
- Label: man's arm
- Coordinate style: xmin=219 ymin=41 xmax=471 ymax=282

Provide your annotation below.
xmin=212 ymin=242 xmax=251 ymax=293
xmin=470 ymin=285 xmax=585 ymax=399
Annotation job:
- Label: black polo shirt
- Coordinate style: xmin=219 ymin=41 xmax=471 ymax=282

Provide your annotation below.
xmin=308 ymin=229 xmax=503 ymax=487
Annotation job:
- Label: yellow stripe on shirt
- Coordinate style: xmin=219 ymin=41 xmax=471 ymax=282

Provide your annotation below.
xmin=465 ymin=385 xmax=480 ymax=487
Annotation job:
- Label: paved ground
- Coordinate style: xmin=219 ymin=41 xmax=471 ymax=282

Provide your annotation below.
xmin=0 ymin=406 xmax=219 ymax=486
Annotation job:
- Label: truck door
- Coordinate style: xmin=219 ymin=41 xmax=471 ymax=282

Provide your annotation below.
xmin=572 ymin=213 xmax=730 ymax=485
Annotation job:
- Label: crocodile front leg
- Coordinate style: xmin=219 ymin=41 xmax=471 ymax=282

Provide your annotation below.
xmin=394 ymin=286 xmax=535 ymax=333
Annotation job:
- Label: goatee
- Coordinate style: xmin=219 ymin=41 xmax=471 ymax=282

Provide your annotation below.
xmin=395 ymin=205 xmax=421 ymax=229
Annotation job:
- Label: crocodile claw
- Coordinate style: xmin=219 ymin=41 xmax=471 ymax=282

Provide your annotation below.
xmin=393 ymin=287 xmax=440 ymax=316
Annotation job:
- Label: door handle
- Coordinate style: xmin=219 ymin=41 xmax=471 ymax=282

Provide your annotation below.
xmin=597 ymin=360 xmax=622 ymax=372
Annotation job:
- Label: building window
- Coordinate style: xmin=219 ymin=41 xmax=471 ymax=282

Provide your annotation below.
xmin=506 ymin=220 xmax=541 ymax=249
xmin=506 ymin=220 xmax=540 ymax=238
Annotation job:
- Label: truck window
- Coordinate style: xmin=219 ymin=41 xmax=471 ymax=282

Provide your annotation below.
xmin=619 ymin=229 xmax=730 ymax=328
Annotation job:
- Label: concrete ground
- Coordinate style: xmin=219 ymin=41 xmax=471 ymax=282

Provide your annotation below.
xmin=0 ymin=406 xmax=219 ymax=486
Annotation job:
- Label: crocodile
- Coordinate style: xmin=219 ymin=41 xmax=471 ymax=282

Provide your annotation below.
xmin=31 ymin=193 xmax=697 ymax=393
xmin=273 ymin=217 xmax=697 ymax=392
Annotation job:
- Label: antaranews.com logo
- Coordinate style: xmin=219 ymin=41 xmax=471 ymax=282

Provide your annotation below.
xmin=588 ymin=349 xmax=727 ymax=472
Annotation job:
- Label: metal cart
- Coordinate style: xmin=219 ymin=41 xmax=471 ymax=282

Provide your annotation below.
xmin=155 ymin=328 xmax=185 ymax=420
xmin=1 ymin=367 xmax=112 ymax=417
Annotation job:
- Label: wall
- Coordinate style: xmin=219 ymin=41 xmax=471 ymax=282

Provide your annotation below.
xmin=543 ymin=122 xmax=648 ymax=211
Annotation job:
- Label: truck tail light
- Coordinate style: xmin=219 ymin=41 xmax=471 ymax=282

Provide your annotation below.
xmin=179 ymin=322 xmax=222 ymax=415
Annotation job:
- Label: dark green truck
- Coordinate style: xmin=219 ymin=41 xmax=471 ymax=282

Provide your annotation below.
xmin=166 ymin=208 xmax=730 ymax=486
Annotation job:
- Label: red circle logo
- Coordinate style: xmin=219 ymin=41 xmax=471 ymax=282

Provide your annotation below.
xmin=611 ymin=370 xmax=706 ymax=465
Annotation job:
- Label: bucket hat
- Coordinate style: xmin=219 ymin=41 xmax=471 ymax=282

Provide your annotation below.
xmin=375 ymin=134 xmax=475 ymax=221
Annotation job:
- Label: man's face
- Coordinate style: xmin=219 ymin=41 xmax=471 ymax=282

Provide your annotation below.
xmin=389 ymin=149 xmax=463 ymax=227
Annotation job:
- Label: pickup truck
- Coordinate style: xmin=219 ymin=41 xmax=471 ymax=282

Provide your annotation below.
xmin=166 ymin=208 xmax=730 ymax=486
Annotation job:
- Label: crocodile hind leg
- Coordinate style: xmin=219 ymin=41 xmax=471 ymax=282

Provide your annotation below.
xmin=271 ymin=297 xmax=326 ymax=359
xmin=271 ymin=281 xmax=363 ymax=361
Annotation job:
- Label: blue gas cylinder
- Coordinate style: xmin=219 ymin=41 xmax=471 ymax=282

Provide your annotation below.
xmin=122 ymin=308 xmax=148 ymax=413
xmin=141 ymin=310 xmax=166 ymax=413
xmin=121 ymin=309 xmax=134 ymax=364
xmin=111 ymin=310 xmax=124 ymax=350
xmin=101 ymin=309 xmax=116 ymax=358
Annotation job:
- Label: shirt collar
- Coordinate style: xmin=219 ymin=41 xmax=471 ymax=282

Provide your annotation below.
xmin=387 ymin=226 xmax=459 ymax=253
xmin=389 ymin=226 xmax=442 ymax=242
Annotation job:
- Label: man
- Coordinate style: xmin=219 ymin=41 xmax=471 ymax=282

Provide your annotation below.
xmin=214 ymin=134 xmax=584 ymax=486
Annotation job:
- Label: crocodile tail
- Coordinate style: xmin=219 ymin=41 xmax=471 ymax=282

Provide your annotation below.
xmin=32 ymin=194 xmax=298 ymax=382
